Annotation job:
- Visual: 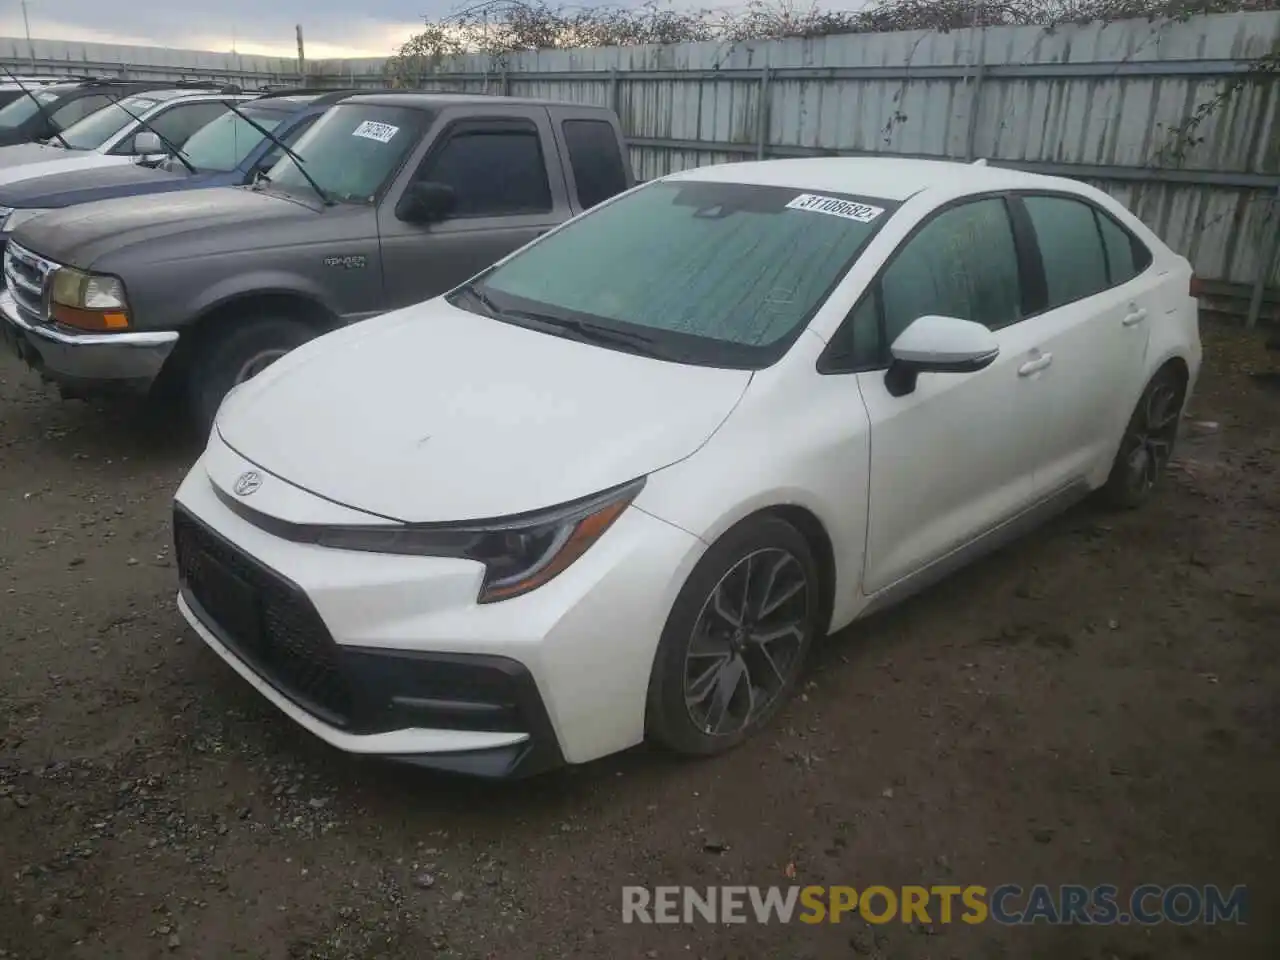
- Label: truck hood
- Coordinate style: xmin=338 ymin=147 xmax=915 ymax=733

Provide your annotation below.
xmin=0 ymin=151 xmax=127 ymax=189
xmin=15 ymin=186 xmax=315 ymax=267
xmin=215 ymin=299 xmax=752 ymax=523
xmin=0 ymin=161 xmax=188 ymax=207
xmin=0 ymin=142 xmax=63 ymax=169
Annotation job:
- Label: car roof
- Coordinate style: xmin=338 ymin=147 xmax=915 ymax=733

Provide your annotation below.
xmin=665 ymin=156 xmax=1081 ymax=203
xmin=343 ymin=92 xmax=605 ymax=111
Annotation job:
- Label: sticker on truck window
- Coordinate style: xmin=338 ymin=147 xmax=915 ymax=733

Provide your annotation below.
xmin=785 ymin=193 xmax=884 ymax=223
xmin=352 ymin=120 xmax=399 ymax=144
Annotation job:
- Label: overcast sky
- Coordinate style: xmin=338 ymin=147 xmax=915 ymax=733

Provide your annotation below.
xmin=0 ymin=0 xmax=439 ymax=59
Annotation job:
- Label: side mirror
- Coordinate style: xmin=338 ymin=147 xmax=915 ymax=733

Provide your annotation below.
xmin=396 ymin=181 xmax=456 ymax=225
xmin=133 ymin=131 xmax=163 ymax=156
xmin=884 ymin=314 xmax=999 ymax=397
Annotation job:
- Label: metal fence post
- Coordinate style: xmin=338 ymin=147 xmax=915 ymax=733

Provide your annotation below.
xmin=610 ymin=67 xmax=620 ymax=118
xmin=1246 ymin=183 xmax=1280 ymax=329
xmin=502 ymin=68 xmax=511 ymax=97
xmin=964 ymin=28 xmax=988 ymax=161
xmin=756 ymin=64 xmax=771 ymax=160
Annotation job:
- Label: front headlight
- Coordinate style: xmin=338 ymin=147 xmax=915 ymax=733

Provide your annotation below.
xmin=49 ymin=266 xmax=130 ymax=330
xmin=314 ymin=477 xmax=645 ymax=603
xmin=1 ymin=207 xmax=54 ymax=233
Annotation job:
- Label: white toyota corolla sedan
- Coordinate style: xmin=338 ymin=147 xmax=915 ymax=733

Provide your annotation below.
xmin=173 ymin=157 xmax=1201 ymax=778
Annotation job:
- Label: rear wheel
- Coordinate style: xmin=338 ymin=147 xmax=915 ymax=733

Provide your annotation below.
xmin=646 ymin=515 xmax=820 ymax=756
xmin=1101 ymin=366 xmax=1185 ymax=509
xmin=187 ymin=317 xmax=315 ymax=435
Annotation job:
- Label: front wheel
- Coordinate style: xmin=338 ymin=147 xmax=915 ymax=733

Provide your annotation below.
xmin=645 ymin=515 xmax=821 ymax=757
xmin=187 ymin=317 xmax=315 ymax=435
xmin=1101 ymin=366 xmax=1186 ymax=509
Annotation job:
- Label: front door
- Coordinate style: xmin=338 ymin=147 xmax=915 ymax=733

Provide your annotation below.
xmin=376 ymin=106 xmax=572 ymax=311
xmin=854 ymin=196 xmax=1047 ymax=596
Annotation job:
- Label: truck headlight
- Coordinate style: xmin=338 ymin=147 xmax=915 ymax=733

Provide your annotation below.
xmin=50 ymin=266 xmax=130 ymax=331
xmin=311 ymin=477 xmax=645 ymax=603
xmin=0 ymin=207 xmax=54 ymax=233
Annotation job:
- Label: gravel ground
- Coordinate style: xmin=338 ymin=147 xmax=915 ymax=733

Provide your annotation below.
xmin=1 ymin=322 xmax=1277 ymax=960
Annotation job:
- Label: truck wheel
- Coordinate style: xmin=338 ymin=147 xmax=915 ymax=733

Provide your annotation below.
xmin=188 ymin=317 xmax=315 ymax=435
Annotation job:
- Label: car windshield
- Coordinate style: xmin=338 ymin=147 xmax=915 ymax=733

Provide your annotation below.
xmin=58 ymin=95 xmax=162 ymax=150
xmin=466 ymin=180 xmax=897 ymax=368
xmin=178 ymin=106 xmax=286 ymax=173
xmin=0 ymin=88 xmax=61 ymax=129
xmin=264 ymin=103 xmax=427 ymax=204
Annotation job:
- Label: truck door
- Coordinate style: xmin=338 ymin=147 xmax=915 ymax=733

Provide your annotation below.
xmin=376 ymin=105 xmax=572 ymax=311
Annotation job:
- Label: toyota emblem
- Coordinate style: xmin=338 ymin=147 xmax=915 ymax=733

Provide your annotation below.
xmin=233 ymin=471 xmax=262 ymax=496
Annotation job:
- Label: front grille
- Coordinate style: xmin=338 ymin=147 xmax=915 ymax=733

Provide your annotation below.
xmin=173 ymin=506 xmax=356 ymax=726
xmin=3 ymin=241 xmax=57 ymax=326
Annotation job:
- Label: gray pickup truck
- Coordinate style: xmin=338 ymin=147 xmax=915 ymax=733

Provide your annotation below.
xmin=0 ymin=92 xmax=634 ymax=429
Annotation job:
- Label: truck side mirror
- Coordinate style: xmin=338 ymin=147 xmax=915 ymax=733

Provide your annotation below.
xmin=133 ymin=131 xmax=164 ymax=156
xmin=397 ymin=181 xmax=456 ymax=225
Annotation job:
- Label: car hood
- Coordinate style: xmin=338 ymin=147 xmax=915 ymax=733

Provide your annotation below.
xmin=0 ymin=151 xmax=126 ymax=189
xmin=15 ymin=186 xmax=315 ymax=267
xmin=0 ymin=161 xmax=188 ymax=207
xmin=216 ymin=299 xmax=752 ymax=523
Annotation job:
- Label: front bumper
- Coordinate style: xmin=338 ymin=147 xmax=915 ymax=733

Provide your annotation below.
xmin=172 ymin=436 xmax=704 ymax=776
xmin=0 ymin=289 xmax=177 ymax=393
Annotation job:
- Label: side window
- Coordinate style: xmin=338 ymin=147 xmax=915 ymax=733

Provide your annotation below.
xmin=51 ymin=94 xmax=109 ymax=128
xmin=562 ymin=119 xmax=628 ymax=209
xmin=417 ymin=120 xmax=552 ymax=217
xmin=1022 ymin=195 xmax=1109 ymax=308
xmin=1095 ymin=208 xmax=1151 ymax=286
xmin=147 ymin=102 xmax=229 ymax=149
xmin=880 ymin=198 xmax=1022 ymax=347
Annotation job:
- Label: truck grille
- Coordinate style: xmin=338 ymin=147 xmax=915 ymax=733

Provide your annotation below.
xmin=3 ymin=241 xmax=57 ymax=326
xmin=173 ymin=505 xmax=356 ymax=727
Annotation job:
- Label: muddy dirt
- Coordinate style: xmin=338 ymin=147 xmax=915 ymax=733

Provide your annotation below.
xmin=1 ymin=322 xmax=1277 ymax=960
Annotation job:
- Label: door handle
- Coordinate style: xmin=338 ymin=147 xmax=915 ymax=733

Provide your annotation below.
xmin=1122 ymin=307 xmax=1148 ymax=327
xmin=1017 ymin=353 xmax=1053 ymax=377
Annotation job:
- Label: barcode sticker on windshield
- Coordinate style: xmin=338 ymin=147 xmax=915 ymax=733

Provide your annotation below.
xmin=786 ymin=193 xmax=884 ymax=223
xmin=352 ymin=120 xmax=399 ymax=144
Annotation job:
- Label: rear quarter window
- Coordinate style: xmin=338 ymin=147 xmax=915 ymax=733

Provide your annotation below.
xmin=562 ymin=119 xmax=628 ymax=209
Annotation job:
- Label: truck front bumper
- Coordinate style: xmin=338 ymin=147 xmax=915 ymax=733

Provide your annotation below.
xmin=0 ymin=289 xmax=177 ymax=394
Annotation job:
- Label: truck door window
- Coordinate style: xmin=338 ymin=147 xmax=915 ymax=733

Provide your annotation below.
xmin=418 ymin=121 xmax=552 ymax=217
xmin=562 ymin=119 xmax=628 ymax=209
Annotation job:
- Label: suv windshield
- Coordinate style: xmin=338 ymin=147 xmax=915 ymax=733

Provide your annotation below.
xmin=58 ymin=94 xmax=164 ymax=150
xmin=179 ymin=106 xmax=287 ymax=173
xmin=264 ymin=103 xmax=427 ymax=204
xmin=0 ymin=88 xmax=62 ymax=128
xmin=465 ymin=180 xmax=897 ymax=368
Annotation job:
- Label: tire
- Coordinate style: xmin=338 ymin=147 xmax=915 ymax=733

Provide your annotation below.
xmin=187 ymin=317 xmax=315 ymax=435
xmin=645 ymin=514 xmax=822 ymax=757
xmin=1100 ymin=365 xmax=1186 ymax=510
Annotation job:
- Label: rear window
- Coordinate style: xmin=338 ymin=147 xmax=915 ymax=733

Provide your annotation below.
xmin=562 ymin=119 xmax=628 ymax=209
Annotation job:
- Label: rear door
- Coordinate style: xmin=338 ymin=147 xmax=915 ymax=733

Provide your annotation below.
xmin=1010 ymin=192 xmax=1158 ymax=494
xmin=546 ymin=106 xmax=633 ymax=216
xmin=376 ymin=105 xmax=571 ymax=311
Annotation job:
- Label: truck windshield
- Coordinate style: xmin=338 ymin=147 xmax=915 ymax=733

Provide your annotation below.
xmin=466 ymin=180 xmax=897 ymax=369
xmin=59 ymin=95 xmax=162 ymax=150
xmin=179 ymin=106 xmax=286 ymax=173
xmin=264 ymin=104 xmax=428 ymax=204
xmin=0 ymin=88 xmax=61 ymax=129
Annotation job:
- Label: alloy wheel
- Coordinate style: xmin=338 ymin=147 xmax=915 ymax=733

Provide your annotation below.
xmin=1121 ymin=378 xmax=1182 ymax=499
xmin=682 ymin=548 xmax=811 ymax=738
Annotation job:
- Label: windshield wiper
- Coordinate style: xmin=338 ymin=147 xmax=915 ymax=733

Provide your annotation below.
xmin=222 ymin=100 xmax=331 ymax=206
xmin=0 ymin=66 xmax=71 ymax=149
xmin=101 ymin=92 xmax=198 ymax=175
xmin=450 ymin=282 xmax=502 ymax=318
